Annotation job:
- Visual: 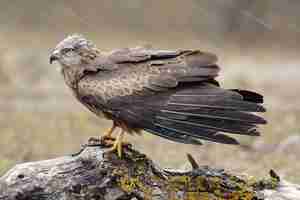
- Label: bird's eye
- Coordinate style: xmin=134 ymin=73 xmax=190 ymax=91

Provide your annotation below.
xmin=63 ymin=48 xmax=74 ymax=54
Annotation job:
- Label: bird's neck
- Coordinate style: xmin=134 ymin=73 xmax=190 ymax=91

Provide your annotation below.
xmin=61 ymin=66 xmax=84 ymax=90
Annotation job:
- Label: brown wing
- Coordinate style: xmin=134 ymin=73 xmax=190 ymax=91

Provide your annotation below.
xmin=88 ymin=46 xmax=218 ymax=71
xmin=79 ymin=48 xmax=219 ymax=100
xmin=78 ymin=48 xmax=266 ymax=145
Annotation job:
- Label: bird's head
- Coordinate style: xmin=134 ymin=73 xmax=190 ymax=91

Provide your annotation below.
xmin=50 ymin=34 xmax=99 ymax=67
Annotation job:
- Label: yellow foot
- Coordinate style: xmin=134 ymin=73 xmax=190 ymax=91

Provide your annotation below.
xmin=103 ymin=123 xmax=117 ymax=137
xmin=100 ymin=135 xmax=116 ymax=146
xmin=87 ymin=136 xmax=114 ymax=147
xmin=100 ymin=123 xmax=118 ymax=146
xmin=106 ymin=130 xmax=124 ymax=158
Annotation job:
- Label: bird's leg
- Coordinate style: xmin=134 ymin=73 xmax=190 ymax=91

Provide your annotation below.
xmin=106 ymin=129 xmax=125 ymax=158
xmin=102 ymin=122 xmax=117 ymax=140
xmin=96 ymin=122 xmax=118 ymax=147
xmin=117 ymin=130 xmax=124 ymax=157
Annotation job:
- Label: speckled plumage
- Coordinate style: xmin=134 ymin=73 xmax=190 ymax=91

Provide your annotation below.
xmin=50 ymin=34 xmax=267 ymax=145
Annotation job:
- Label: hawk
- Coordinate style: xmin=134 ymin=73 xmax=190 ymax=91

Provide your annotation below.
xmin=50 ymin=34 xmax=266 ymax=157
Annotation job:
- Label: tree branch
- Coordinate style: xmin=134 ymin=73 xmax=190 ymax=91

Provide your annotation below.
xmin=0 ymin=143 xmax=299 ymax=200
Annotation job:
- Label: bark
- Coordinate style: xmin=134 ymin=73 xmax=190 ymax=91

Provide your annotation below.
xmin=0 ymin=143 xmax=299 ymax=200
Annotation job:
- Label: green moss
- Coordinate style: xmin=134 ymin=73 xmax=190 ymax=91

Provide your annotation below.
xmin=119 ymin=176 xmax=139 ymax=193
xmin=113 ymin=151 xmax=282 ymax=200
xmin=165 ymin=169 xmax=277 ymax=200
xmin=114 ymin=151 xmax=153 ymax=199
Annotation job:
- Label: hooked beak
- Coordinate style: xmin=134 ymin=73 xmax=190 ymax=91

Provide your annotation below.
xmin=49 ymin=54 xmax=58 ymax=64
xmin=49 ymin=50 xmax=60 ymax=64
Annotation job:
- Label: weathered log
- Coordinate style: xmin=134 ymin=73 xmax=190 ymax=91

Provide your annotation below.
xmin=0 ymin=142 xmax=299 ymax=200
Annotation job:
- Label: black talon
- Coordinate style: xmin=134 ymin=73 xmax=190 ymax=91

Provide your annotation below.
xmin=71 ymin=144 xmax=88 ymax=157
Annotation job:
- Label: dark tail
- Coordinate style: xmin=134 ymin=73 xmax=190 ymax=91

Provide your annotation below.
xmin=143 ymin=84 xmax=266 ymax=145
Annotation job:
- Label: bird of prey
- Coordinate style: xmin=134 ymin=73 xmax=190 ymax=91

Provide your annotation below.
xmin=50 ymin=34 xmax=266 ymax=157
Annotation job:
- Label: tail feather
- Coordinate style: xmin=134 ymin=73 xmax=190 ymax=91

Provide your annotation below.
xmin=120 ymin=84 xmax=266 ymax=145
xmin=167 ymin=100 xmax=265 ymax=112
xmin=149 ymin=86 xmax=265 ymax=144
xmin=124 ymin=109 xmax=203 ymax=145
xmin=159 ymin=108 xmax=266 ymax=124
xmin=155 ymin=121 xmax=239 ymax=144
xmin=156 ymin=116 xmax=259 ymax=136
xmin=169 ymin=93 xmax=266 ymax=112
xmin=231 ymin=89 xmax=264 ymax=103
xmin=144 ymin=127 xmax=203 ymax=145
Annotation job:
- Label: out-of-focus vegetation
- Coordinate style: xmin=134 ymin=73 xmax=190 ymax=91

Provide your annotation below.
xmin=0 ymin=0 xmax=300 ymax=183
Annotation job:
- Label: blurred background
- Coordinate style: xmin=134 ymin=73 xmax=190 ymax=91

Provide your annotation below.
xmin=0 ymin=0 xmax=300 ymax=182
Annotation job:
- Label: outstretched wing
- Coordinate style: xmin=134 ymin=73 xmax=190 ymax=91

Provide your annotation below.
xmin=78 ymin=47 xmax=266 ymax=145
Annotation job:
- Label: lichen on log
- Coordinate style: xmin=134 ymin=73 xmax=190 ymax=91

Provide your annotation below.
xmin=0 ymin=142 xmax=298 ymax=200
